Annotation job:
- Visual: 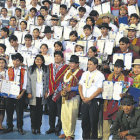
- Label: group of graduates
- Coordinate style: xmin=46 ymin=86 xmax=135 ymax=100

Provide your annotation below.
xmin=0 ymin=0 xmax=139 ymax=140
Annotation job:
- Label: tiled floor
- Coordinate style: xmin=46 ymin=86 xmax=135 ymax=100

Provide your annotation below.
xmin=0 ymin=112 xmax=82 ymax=139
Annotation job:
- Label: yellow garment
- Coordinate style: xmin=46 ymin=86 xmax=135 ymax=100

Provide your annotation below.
xmin=103 ymin=120 xmax=112 ymax=140
xmin=61 ymin=95 xmax=80 ymax=137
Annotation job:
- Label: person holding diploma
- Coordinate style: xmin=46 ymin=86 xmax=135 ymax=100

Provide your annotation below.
xmin=0 ymin=57 xmax=7 ymax=131
xmin=103 ymin=59 xmax=129 ymax=140
xmin=27 ymin=54 xmax=49 ymax=134
xmin=79 ymin=57 xmax=105 ymax=139
xmin=4 ymin=53 xmax=27 ymax=135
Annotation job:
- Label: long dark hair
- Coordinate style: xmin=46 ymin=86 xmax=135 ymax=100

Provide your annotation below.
xmin=31 ymin=54 xmax=47 ymax=74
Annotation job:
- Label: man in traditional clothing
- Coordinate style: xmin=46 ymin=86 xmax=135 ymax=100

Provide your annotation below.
xmin=4 ymin=53 xmax=27 ymax=135
xmin=60 ymin=55 xmax=83 ymax=140
xmin=110 ymin=95 xmax=140 ymax=140
xmin=103 ymin=59 xmax=128 ymax=140
xmin=126 ymin=24 xmax=140 ymax=55
xmin=46 ymin=51 xmax=69 ymax=136
xmin=79 ymin=57 xmax=105 ymax=139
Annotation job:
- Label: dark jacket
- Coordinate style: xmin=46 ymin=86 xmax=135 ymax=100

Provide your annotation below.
xmin=110 ymin=109 xmax=140 ymax=139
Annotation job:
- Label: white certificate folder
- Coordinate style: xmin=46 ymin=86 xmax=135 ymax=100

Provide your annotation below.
xmin=0 ymin=80 xmax=20 ymax=98
xmin=102 ymin=81 xmax=123 ymax=100
xmin=113 ymin=53 xmax=133 ymax=70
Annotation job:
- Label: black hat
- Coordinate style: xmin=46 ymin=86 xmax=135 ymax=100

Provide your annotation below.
xmin=99 ymin=23 xmax=112 ymax=30
xmin=42 ymin=0 xmax=52 ymax=5
xmin=114 ymin=59 xmax=125 ymax=68
xmin=121 ymin=95 xmax=137 ymax=106
xmin=11 ymin=53 xmax=24 ymax=63
xmin=69 ymin=55 xmax=79 ymax=63
xmin=43 ymin=26 xmax=53 ymax=33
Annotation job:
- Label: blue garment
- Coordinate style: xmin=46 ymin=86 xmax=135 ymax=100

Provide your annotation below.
xmin=119 ymin=16 xmax=128 ymax=25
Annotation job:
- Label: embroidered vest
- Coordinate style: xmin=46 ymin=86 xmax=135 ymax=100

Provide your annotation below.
xmin=8 ymin=67 xmax=25 ymax=91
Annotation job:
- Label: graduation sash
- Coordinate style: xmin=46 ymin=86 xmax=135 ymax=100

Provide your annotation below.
xmin=8 ymin=67 xmax=25 ymax=91
xmin=49 ymin=63 xmax=69 ymax=96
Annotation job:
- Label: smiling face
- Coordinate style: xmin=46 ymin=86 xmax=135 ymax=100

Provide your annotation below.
xmin=69 ymin=62 xmax=79 ymax=70
xmin=127 ymin=30 xmax=136 ymax=39
xmin=119 ymin=41 xmax=129 ymax=52
xmin=133 ymin=65 xmax=140 ymax=75
xmin=0 ymin=59 xmax=6 ymax=69
xmin=87 ymin=60 xmax=97 ymax=72
xmin=122 ymin=105 xmax=134 ymax=115
xmin=35 ymin=56 xmax=43 ymax=67
xmin=88 ymin=48 xmax=96 ymax=58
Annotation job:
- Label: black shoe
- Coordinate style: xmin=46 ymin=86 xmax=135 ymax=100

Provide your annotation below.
xmin=32 ymin=129 xmax=36 ymax=134
xmin=55 ymin=130 xmax=60 ymax=136
xmin=3 ymin=127 xmax=13 ymax=133
xmin=36 ymin=129 xmax=41 ymax=134
xmin=46 ymin=128 xmax=55 ymax=134
xmin=18 ymin=128 xmax=24 ymax=135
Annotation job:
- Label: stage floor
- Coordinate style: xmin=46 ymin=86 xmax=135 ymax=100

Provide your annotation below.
xmin=0 ymin=111 xmax=82 ymax=139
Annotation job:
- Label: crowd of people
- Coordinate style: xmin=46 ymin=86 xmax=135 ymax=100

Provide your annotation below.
xmin=0 ymin=0 xmax=140 ymax=140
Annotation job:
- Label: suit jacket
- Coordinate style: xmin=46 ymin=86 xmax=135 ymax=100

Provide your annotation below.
xmin=110 ymin=109 xmax=140 ymax=139
xmin=26 ymin=66 xmax=49 ymax=106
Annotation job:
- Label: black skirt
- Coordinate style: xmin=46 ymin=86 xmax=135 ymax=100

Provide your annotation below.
xmin=0 ymin=97 xmax=5 ymax=110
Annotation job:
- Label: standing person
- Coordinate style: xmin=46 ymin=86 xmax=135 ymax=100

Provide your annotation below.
xmin=79 ymin=57 xmax=105 ymax=139
xmin=4 ymin=53 xmax=27 ymax=135
xmin=46 ymin=51 xmax=69 ymax=136
xmin=60 ymin=55 xmax=83 ymax=140
xmin=103 ymin=59 xmax=128 ymax=140
xmin=0 ymin=57 xmax=7 ymax=131
xmin=27 ymin=54 xmax=49 ymax=134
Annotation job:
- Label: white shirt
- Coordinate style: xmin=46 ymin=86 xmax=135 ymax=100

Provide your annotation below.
xmin=92 ymin=26 xmax=102 ymax=38
xmin=109 ymin=23 xmax=118 ymax=33
xmin=83 ymin=34 xmax=93 ymax=40
xmin=27 ymin=4 xmax=41 ymax=12
xmin=36 ymin=68 xmax=43 ymax=97
xmin=79 ymin=70 xmax=105 ymax=98
xmin=6 ymin=66 xmax=27 ymax=90
xmin=20 ymin=45 xmax=39 ymax=55
xmin=5 ymin=44 xmax=23 ymax=55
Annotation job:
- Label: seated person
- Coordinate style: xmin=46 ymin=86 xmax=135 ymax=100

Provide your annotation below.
xmin=74 ymin=42 xmax=84 ymax=56
xmin=129 ymin=13 xmax=139 ymax=26
xmin=54 ymin=41 xmax=63 ymax=52
xmin=126 ymin=24 xmax=140 ymax=55
xmin=110 ymin=94 xmax=140 ymax=140
xmin=98 ymin=23 xmax=111 ymax=40
xmin=83 ymin=24 xmax=94 ymax=40
xmin=129 ymin=59 xmax=140 ymax=89
xmin=118 ymin=5 xmax=128 ymax=25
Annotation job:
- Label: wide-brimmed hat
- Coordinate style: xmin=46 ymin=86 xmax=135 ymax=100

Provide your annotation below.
xmin=11 ymin=53 xmax=24 ymax=63
xmin=132 ymin=59 xmax=140 ymax=65
xmin=98 ymin=23 xmax=112 ymax=30
xmin=42 ymin=0 xmax=52 ymax=5
xmin=43 ymin=26 xmax=54 ymax=33
xmin=121 ymin=95 xmax=137 ymax=106
xmin=114 ymin=59 xmax=125 ymax=68
xmin=69 ymin=55 xmax=79 ymax=63
xmin=99 ymin=13 xmax=114 ymax=20
xmin=126 ymin=24 xmax=139 ymax=31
